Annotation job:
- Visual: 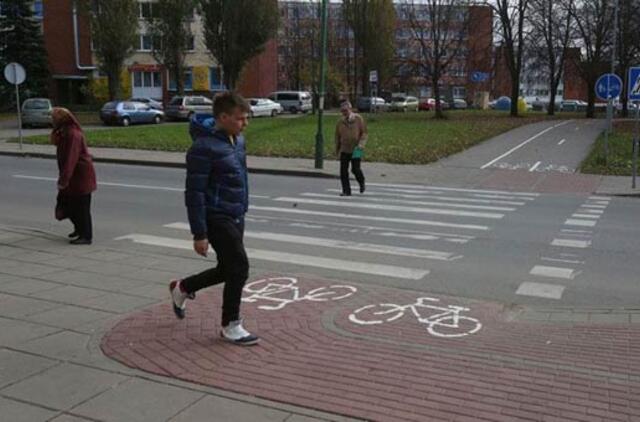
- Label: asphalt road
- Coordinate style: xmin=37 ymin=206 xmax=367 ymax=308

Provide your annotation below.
xmin=1 ymin=156 xmax=639 ymax=308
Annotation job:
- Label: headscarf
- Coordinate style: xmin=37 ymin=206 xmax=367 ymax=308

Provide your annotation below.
xmin=50 ymin=107 xmax=83 ymax=146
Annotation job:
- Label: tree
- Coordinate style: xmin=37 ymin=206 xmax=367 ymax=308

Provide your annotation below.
xmin=199 ymin=0 xmax=279 ymax=90
xmin=0 ymin=0 xmax=49 ymax=109
xmin=148 ymin=0 xmax=196 ymax=96
xmin=280 ymin=2 xmax=320 ymax=92
xmin=490 ymin=0 xmax=530 ymax=117
xmin=527 ymin=0 xmax=574 ymax=115
xmin=403 ymin=0 xmax=471 ymax=119
xmin=83 ymin=0 xmax=138 ymax=101
xmin=616 ymin=0 xmax=640 ymax=117
xmin=569 ymin=0 xmax=613 ymax=118
xmin=342 ymin=0 xmax=396 ymax=96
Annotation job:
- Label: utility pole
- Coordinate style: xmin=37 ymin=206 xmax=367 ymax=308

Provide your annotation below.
xmin=314 ymin=0 xmax=329 ymax=169
xmin=604 ymin=0 xmax=619 ymax=163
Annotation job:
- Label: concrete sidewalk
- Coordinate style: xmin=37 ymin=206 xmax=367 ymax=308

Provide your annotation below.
xmin=0 ymin=225 xmax=359 ymax=422
xmin=0 ymin=137 xmax=638 ymax=196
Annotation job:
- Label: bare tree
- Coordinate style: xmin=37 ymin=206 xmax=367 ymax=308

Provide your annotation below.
xmin=616 ymin=0 xmax=640 ymax=117
xmin=490 ymin=0 xmax=530 ymax=117
xmin=83 ymin=0 xmax=138 ymax=100
xmin=569 ymin=0 xmax=613 ymax=118
xmin=148 ymin=0 xmax=197 ymax=96
xmin=527 ymin=0 xmax=574 ymax=115
xmin=403 ymin=0 xmax=471 ymax=118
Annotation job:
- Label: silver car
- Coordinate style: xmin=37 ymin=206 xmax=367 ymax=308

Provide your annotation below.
xmin=390 ymin=96 xmax=419 ymax=112
xmin=165 ymin=96 xmax=213 ymax=121
xmin=22 ymin=98 xmax=53 ymax=128
xmin=268 ymin=91 xmax=313 ymax=114
xmin=249 ymin=98 xmax=283 ymax=117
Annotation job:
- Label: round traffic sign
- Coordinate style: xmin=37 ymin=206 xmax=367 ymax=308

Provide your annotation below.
xmin=595 ymin=73 xmax=622 ymax=100
xmin=4 ymin=62 xmax=26 ymax=85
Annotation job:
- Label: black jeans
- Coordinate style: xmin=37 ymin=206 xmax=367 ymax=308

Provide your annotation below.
xmin=181 ymin=215 xmax=249 ymax=326
xmin=340 ymin=152 xmax=365 ymax=195
xmin=67 ymin=193 xmax=93 ymax=240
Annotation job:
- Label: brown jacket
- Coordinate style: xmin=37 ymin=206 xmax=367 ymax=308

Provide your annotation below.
xmin=335 ymin=113 xmax=367 ymax=155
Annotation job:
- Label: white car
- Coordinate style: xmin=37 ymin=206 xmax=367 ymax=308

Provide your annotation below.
xmin=249 ymin=98 xmax=283 ymax=117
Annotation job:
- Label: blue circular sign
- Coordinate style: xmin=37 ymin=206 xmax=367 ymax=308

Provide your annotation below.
xmin=595 ymin=73 xmax=623 ymax=100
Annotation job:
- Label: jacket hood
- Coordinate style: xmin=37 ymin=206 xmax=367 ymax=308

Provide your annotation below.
xmin=189 ymin=113 xmax=216 ymax=141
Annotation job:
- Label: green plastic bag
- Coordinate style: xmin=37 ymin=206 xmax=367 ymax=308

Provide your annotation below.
xmin=352 ymin=147 xmax=363 ymax=159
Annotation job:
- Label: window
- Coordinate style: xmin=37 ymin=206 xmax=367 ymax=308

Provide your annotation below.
xmin=139 ymin=1 xmax=153 ymax=19
xmin=187 ymin=36 xmax=195 ymax=51
xmin=133 ymin=71 xmax=161 ymax=88
xmin=210 ymin=67 xmax=225 ymax=91
xmin=123 ymin=102 xmax=136 ymax=111
xmin=33 ymin=0 xmax=43 ymax=18
xmin=452 ymin=87 xmax=466 ymax=99
xmin=140 ymin=34 xmax=153 ymax=51
xmin=169 ymin=68 xmax=193 ymax=91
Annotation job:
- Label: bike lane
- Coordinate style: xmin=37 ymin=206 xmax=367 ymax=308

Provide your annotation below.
xmin=102 ymin=275 xmax=640 ymax=422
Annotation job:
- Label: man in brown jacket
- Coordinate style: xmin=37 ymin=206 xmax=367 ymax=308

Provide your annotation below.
xmin=335 ymin=101 xmax=366 ymax=196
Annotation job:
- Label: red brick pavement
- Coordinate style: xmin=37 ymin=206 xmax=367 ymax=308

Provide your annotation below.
xmin=102 ymin=276 xmax=640 ymax=422
xmin=477 ymin=169 xmax=602 ymax=194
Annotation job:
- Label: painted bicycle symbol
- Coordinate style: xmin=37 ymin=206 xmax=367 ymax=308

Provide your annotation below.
xmin=349 ymin=297 xmax=482 ymax=338
xmin=242 ymin=277 xmax=357 ymax=311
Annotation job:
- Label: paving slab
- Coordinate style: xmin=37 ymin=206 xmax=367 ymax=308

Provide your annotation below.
xmin=49 ymin=415 xmax=94 ymax=422
xmin=0 ymin=396 xmax=57 ymax=422
xmin=0 ymin=294 xmax=62 ymax=318
xmin=168 ymin=394 xmax=290 ymax=422
xmin=0 ymin=316 xmax=59 ymax=346
xmin=26 ymin=305 xmax=113 ymax=331
xmin=0 ymin=363 xmax=127 ymax=410
xmin=78 ymin=292 xmax=158 ymax=314
xmin=0 ymin=349 xmax=57 ymax=389
xmin=71 ymin=377 xmax=204 ymax=422
xmin=29 ymin=285 xmax=109 ymax=304
xmin=0 ymin=277 xmax=62 ymax=296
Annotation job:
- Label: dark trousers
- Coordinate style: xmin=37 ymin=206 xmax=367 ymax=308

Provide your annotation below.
xmin=340 ymin=152 xmax=365 ymax=195
xmin=67 ymin=194 xmax=93 ymax=240
xmin=181 ymin=215 xmax=249 ymax=326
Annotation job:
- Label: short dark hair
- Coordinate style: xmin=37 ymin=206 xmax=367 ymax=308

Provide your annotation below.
xmin=213 ymin=91 xmax=250 ymax=117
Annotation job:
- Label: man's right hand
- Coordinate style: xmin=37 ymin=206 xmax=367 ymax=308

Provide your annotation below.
xmin=194 ymin=239 xmax=209 ymax=257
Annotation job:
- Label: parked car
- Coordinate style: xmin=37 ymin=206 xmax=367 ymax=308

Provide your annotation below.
xmin=451 ymin=99 xmax=468 ymax=110
xmin=129 ymin=97 xmax=163 ymax=110
xmin=356 ymin=96 xmax=389 ymax=113
xmin=100 ymin=101 xmax=165 ymax=126
xmin=490 ymin=96 xmax=512 ymax=111
xmin=165 ymin=96 xmax=213 ymax=121
xmin=21 ymin=98 xmax=52 ymax=128
xmin=389 ymin=95 xmax=419 ymax=112
xmin=419 ymin=98 xmax=450 ymax=111
xmin=559 ymin=100 xmax=588 ymax=112
xmin=268 ymin=91 xmax=313 ymax=114
xmin=249 ymin=98 xmax=283 ymax=117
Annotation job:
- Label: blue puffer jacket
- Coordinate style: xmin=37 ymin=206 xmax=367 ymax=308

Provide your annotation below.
xmin=184 ymin=114 xmax=249 ymax=240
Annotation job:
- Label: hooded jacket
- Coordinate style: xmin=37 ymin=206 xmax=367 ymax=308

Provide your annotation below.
xmin=185 ymin=114 xmax=249 ymax=240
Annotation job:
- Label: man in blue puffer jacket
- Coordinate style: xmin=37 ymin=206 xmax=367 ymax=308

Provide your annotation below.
xmin=169 ymin=92 xmax=258 ymax=346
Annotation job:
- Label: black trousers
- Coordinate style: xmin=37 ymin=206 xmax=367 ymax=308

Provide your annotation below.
xmin=181 ymin=215 xmax=249 ymax=326
xmin=340 ymin=152 xmax=365 ymax=195
xmin=66 ymin=193 xmax=93 ymax=240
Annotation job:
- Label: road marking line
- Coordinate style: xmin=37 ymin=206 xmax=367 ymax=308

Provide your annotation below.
xmin=564 ymin=219 xmax=597 ymax=227
xmin=589 ymin=196 xmax=611 ymax=201
xmin=541 ymin=257 xmax=585 ymax=264
xmin=326 ymin=189 xmax=527 ymax=206
xmin=164 ymin=223 xmax=462 ymax=261
xmin=558 ymin=139 xmax=566 ymax=145
xmin=516 ymin=282 xmax=565 ymax=300
xmin=580 ymin=209 xmax=604 ymax=214
xmin=572 ymin=214 xmax=600 ymax=219
xmin=588 ymin=201 xmax=610 ymax=206
xmin=551 ymin=239 xmax=591 ymax=248
xmin=301 ymin=193 xmax=516 ymax=212
xmin=251 ymin=206 xmax=490 ymax=231
xmin=581 ymin=204 xmax=607 ymax=209
xmin=115 ymin=234 xmax=430 ymax=280
xmin=367 ymin=183 xmax=539 ymax=197
xmin=273 ymin=197 xmax=505 ymax=220
xmin=480 ymin=120 xmax=572 ymax=169
xmin=529 ymin=161 xmax=542 ymax=172
xmin=471 ymin=193 xmax=536 ymax=201
xmin=561 ymin=229 xmax=593 ymax=234
xmin=530 ymin=265 xmax=579 ymax=280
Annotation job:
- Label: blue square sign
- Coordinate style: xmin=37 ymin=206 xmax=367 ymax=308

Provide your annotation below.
xmin=629 ymin=67 xmax=640 ymax=101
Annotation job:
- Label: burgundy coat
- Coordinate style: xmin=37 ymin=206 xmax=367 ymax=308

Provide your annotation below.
xmin=55 ymin=126 xmax=97 ymax=195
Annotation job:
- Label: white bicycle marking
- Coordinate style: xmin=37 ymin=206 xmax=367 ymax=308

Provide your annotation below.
xmin=349 ymin=297 xmax=482 ymax=338
xmin=242 ymin=277 xmax=357 ymax=311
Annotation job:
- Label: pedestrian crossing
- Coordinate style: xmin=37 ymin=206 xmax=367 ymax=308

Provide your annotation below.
xmin=114 ymin=183 xmax=538 ymax=280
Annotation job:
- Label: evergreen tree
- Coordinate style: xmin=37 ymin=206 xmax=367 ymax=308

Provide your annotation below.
xmin=0 ymin=0 xmax=49 ymax=109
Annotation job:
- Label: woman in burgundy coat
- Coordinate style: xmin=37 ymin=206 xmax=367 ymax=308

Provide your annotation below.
xmin=51 ymin=108 xmax=97 ymax=245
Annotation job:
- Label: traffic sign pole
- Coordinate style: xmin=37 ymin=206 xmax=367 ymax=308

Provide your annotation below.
xmin=633 ymin=103 xmax=639 ymax=189
xmin=596 ymin=73 xmax=623 ymax=166
xmin=627 ymin=67 xmax=640 ymax=189
xmin=14 ymin=65 xmax=23 ymax=150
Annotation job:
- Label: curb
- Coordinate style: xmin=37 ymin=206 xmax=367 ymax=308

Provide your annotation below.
xmin=0 ymin=150 xmax=338 ymax=180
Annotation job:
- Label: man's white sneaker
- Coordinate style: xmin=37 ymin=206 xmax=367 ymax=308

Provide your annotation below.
xmin=169 ymin=279 xmax=193 ymax=319
xmin=221 ymin=320 xmax=259 ymax=346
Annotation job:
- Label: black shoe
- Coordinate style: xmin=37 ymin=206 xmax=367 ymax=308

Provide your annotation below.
xmin=68 ymin=231 xmax=79 ymax=239
xmin=69 ymin=238 xmax=92 ymax=245
xmin=340 ymin=193 xmax=351 ymax=197
xmin=360 ymin=184 xmax=365 ymax=194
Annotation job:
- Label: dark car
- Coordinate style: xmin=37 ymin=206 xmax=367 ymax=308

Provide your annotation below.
xmin=100 ymin=101 xmax=165 ymax=126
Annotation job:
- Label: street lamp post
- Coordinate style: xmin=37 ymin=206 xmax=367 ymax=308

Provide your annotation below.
xmin=604 ymin=0 xmax=619 ymax=164
xmin=314 ymin=0 xmax=329 ymax=169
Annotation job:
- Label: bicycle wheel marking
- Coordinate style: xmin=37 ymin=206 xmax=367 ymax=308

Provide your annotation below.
xmin=242 ymin=277 xmax=357 ymax=311
xmin=348 ymin=296 xmax=482 ymax=338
